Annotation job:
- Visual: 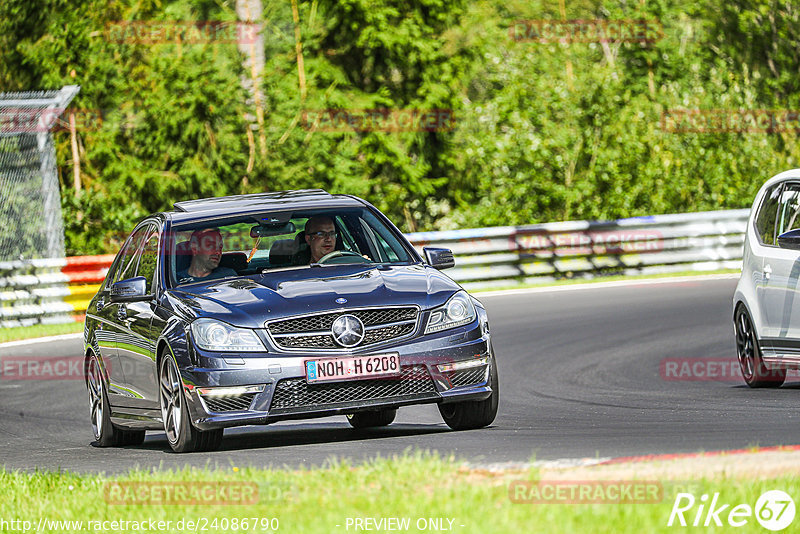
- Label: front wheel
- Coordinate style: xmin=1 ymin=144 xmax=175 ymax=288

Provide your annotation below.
xmin=439 ymin=357 xmax=499 ymax=430
xmin=159 ymin=352 xmax=223 ymax=452
xmin=735 ymin=306 xmax=785 ymax=388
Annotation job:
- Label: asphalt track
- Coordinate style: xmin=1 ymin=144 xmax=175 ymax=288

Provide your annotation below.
xmin=3 ymin=276 xmax=798 ymax=474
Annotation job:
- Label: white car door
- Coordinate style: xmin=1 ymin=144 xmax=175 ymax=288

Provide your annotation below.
xmin=751 ymin=183 xmax=781 ymax=341
xmin=762 ymin=182 xmax=800 ymax=357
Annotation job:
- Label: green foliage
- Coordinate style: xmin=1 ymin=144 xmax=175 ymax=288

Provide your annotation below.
xmin=1 ymin=0 xmax=800 ymax=253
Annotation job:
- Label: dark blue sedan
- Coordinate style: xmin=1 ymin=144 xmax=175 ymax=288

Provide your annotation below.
xmin=84 ymin=190 xmax=498 ymax=452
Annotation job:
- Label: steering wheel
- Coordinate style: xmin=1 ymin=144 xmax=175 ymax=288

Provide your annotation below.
xmin=317 ymin=250 xmax=370 ymax=264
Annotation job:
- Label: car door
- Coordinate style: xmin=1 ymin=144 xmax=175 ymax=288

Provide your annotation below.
xmin=752 ymin=183 xmax=781 ymax=341
xmin=97 ymin=226 xmax=148 ymax=401
xmin=762 ymin=182 xmax=800 ymax=358
xmin=116 ymin=223 xmax=161 ymax=409
xmin=92 ymin=257 xmax=126 ymax=400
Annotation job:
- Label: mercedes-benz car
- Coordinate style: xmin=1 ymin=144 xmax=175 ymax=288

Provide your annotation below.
xmin=734 ymin=169 xmax=800 ymax=387
xmin=83 ymin=190 xmax=498 ymax=452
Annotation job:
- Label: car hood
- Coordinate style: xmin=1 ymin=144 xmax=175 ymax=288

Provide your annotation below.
xmin=165 ymin=263 xmax=462 ymax=328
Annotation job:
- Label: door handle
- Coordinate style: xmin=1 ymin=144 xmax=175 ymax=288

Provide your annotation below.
xmin=764 ymin=264 xmax=772 ymax=280
xmin=117 ymin=304 xmax=128 ymax=322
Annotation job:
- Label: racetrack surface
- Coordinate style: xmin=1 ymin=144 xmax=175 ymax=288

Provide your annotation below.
xmin=3 ymin=277 xmax=798 ymax=474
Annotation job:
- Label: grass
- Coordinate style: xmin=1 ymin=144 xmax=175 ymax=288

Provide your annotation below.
xmin=0 ymin=452 xmax=794 ymax=534
xmin=0 ymin=321 xmax=83 ymax=343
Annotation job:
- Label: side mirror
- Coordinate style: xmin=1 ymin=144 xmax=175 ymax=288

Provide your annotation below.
xmin=778 ymin=229 xmax=800 ymax=251
xmin=423 ymin=247 xmax=455 ymax=270
xmin=110 ymin=276 xmax=149 ymax=302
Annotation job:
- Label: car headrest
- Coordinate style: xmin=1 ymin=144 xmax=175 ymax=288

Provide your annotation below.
xmin=269 ymin=239 xmax=298 ymax=266
xmin=175 ymin=241 xmax=192 ymax=273
xmin=293 ymin=231 xmax=311 ymax=264
xmin=219 ymin=252 xmax=248 ymax=273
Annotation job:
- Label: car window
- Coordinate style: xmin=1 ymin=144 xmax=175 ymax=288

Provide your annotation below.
xmin=135 ymin=226 xmax=160 ymax=292
xmin=776 ymin=184 xmax=800 ymax=238
xmin=111 ymin=225 xmax=150 ymax=285
xmin=357 ymin=210 xmax=404 ymax=262
xmin=170 ymin=208 xmax=413 ymax=284
xmin=755 ymin=185 xmax=781 ymax=245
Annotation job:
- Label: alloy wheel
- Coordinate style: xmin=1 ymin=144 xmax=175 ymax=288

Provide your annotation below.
xmin=86 ymin=357 xmax=104 ymax=440
xmin=735 ymin=309 xmax=755 ymax=381
xmin=159 ymin=356 xmax=183 ymax=444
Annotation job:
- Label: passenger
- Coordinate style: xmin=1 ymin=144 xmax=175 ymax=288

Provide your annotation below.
xmin=176 ymin=228 xmax=237 ymax=283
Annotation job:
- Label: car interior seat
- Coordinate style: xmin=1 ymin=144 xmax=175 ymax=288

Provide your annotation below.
xmin=219 ymin=252 xmax=248 ymax=272
xmin=268 ymin=239 xmax=298 ymax=266
xmin=292 ymin=231 xmax=311 ymax=264
xmin=175 ymin=241 xmax=192 ymax=273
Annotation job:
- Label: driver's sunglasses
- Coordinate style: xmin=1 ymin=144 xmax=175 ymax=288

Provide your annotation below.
xmin=309 ymin=230 xmax=337 ymax=240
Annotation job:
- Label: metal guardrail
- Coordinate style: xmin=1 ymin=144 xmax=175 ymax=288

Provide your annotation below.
xmin=0 ymin=209 xmax=749 ymax=327
xmin=0 ymin=258 xmax=72 ymax=327
xmin=405 ymin=208 xmax=749 ymax=289
xmin=0 ymin=255 xmax=112 ymax=328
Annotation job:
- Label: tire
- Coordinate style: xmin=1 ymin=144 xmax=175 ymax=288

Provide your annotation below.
xmin=159 ymin=351 xmax=223 ymax=452
xmin=439 ymin=356 xmax=499 ymax=430
xmin=735 ymin=306 xmax=786 ymax=388
xmin=347 ymin=408 xmax=397 ymax=429
xmin=86 ymin=353 xmax=145 ymax=447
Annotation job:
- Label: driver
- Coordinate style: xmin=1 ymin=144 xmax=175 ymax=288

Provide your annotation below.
xmin=304 ymin=216 xmax=337 ymax=263
xmin=176 ymin=228 xmax=237 ymax=283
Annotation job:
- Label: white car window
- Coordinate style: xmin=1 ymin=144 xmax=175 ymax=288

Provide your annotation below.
xmin=776 ymin=184 xmax=800 ymax=237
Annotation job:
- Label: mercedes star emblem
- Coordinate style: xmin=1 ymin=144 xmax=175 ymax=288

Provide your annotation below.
xmin=331 ymin=314 xmax=365 ymax=347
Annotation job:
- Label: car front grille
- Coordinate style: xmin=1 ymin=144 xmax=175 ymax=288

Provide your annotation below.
xmin=202 ymin=393 xmax=257 ymax=413
xmin=447 ymin=365 xmax=488 ymax=388
xmin=269 ymin=365 xmax=437 ymax=413
xmin=278 ymin=334 xmax=338 ymax=349
xmin=267 ymin=307 xmax=418 ymax=351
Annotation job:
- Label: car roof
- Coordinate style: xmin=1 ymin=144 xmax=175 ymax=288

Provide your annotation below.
xmin=162 ymin=189 xmax=367 ymax=224
xmin=759 ymin=169 xmax=800 ymax=191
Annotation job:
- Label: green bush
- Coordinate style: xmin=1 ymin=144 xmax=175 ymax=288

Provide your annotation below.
xmin=1 ymin=0 xmax=798 ymax=254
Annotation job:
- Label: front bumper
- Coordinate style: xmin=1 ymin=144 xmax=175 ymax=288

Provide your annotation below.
xmin=180 ymin=320 xmax=494 ymax=431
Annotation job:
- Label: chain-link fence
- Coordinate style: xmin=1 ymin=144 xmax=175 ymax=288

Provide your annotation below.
xmin=0 ymin=85 xmax=79 ymax=262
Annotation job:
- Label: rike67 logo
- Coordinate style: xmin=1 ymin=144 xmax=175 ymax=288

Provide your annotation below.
xmin=668 ymin=490 xmax=795 ymax=531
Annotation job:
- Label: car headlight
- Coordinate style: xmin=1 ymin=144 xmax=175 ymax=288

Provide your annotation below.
xmin=190 ymin=319 xmax=266 ymax=352
xmin=425 ymin=291 xmax=477 ymax=334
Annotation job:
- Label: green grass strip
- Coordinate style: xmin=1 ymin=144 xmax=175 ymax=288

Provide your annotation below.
xmin=0 ymin=322 xmax=84 ymax=344
xmin=0 ymin=451 xmax=794 ymax=533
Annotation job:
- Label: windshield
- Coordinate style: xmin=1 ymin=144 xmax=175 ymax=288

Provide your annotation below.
xmin=169 ymin=207 xmax=414 ymax=286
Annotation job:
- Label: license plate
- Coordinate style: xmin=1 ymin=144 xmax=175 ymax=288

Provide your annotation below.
xmin=305 ymin=353 xmax=401 ymax=383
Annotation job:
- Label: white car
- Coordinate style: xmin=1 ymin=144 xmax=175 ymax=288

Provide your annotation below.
xmin=734 ymin=169 xmax=800 ymax=387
